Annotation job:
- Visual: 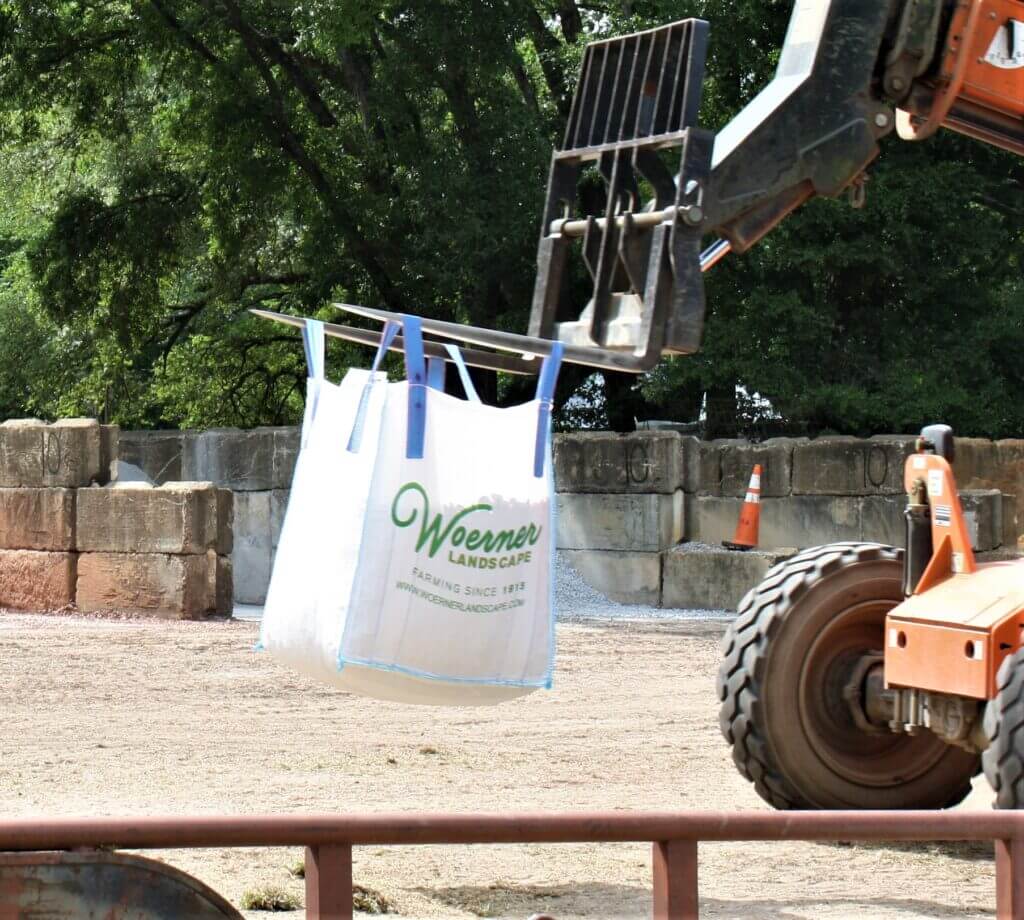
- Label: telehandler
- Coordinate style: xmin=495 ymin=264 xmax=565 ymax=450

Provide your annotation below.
xmin=260 ymin=0 xmax=1023 ymax=808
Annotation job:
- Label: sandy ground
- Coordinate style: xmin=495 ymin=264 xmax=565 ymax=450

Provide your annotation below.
xmin=0 ymin=612 xmax=999 ymax=919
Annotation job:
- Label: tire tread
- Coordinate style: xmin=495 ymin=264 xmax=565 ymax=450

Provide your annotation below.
xmin=716 ymin=542 xmax=901 ymax=809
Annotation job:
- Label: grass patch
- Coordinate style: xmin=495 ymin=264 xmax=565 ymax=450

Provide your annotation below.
xmin=239 ymin=885 xmax=301 ymax=911
xmin=354 ymin=884 xmax=393 ymax=914
xmin=276 ymin=867 xmax=391 ymax=916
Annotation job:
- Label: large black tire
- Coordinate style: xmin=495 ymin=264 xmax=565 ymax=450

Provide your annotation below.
xmin=717 ymin=542 xmax=979 ymax=809
xmin=983 ymin=648 xmax=1024 ymax=808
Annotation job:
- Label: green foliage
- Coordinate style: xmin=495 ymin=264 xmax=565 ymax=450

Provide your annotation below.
xmin=0 ymin=0 xmax=1019 ymax=435
xmin=238 ymin=884 xmax=301 ymax=911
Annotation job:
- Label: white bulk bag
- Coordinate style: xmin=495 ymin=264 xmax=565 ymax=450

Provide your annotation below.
xmin=261 ymin=315 xmax=563 ymax=706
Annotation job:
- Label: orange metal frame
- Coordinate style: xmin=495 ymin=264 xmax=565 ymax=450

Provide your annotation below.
xmin=954 ymin=0 xmax=1024 ymax=120
xmin=885 ymin=450 xmax=1024 ymax=699
xmin=2 ymin=810 xmax=1024 ymax=919
xmin=897 ymin=0 xmax=1023 ymax=152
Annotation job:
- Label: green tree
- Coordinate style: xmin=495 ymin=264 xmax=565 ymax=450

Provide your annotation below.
xmin=0 ymin=0 xmax=1020 ymax=436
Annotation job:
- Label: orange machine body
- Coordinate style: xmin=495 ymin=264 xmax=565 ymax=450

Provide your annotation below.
xmin=949 ymin=0 xmax=1024 ymax=115
xmin=934 ymin=0 xmax=1024 ymax=152
xmin=884 ymin=452 xmax=1024 ymax=699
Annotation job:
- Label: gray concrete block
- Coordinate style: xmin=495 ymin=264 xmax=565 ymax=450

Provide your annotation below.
xmin=559 ymin=549 xmax=661 ymax=606
xmin=681 ymin=437 xmax=722 ymax=495
xmin=860 ymin=495 xmax=907 ymax=547
xmin=270 ymin=489 xmax=290 ymax=549
xmin=183 ymin=427 xmax=299 ymax=490
xmin=183 ymin=428 xmax=271 ymax=491
xmin=960 ymin=489 xmax=1002 ymax=552
xmin=0 ymin=488 xmax=76 ymax=551
xmin=232 ymin=490 xmax=273 ymax=605
xmin=273 ymin=427 xmax=300 ymax=488
xmin=206 ymin=551 xmax=233 ymax=616
xmin=663 ymin=545 xmax=796 ymax=611
xmin=76 ymin=483 xmax=232 ymax=555
xmin=1002 ymin=493 xmax=1019 ymax=550
xmin=0 ymin=419 xmax=102 ymax=487
xmin=792 ymin=436 xmax=914 ymax=495
xmin=553 ymin=432 xmax=683 ymax=494
xmin=117 ymin=431 xmax=184 ymax=484
xmin=996 ymin=441 xmax=1024 ymax=532
xmin=685 ymin=495 xmax=862 ymax=547
xmin=953 ymin=438 xmax=999 ymax=488
xmin=556 ymin=491 xmax=683 ymax=552
xmin=719 ymin=438 xmax=798 ymax=498
xmin=99 ymin=425 xmax=119 ymax=485
xmin=847 ymin=490 xmax=1003 ymax=552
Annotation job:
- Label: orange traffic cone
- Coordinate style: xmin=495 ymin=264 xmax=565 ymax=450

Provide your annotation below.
xmin=723 ymin=464 xmax=761 ymax=551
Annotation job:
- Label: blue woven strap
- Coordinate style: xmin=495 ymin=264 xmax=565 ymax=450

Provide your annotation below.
xmin=402 ymin=315 xmax=427 ymax=459
xmin=372 ymin=321 xmax=400 ymax=372
xmin=302 ymin=319 xmax=325 ymax=380
xmin=442 ymin=344 xmax=481 ymax=402
xmin=348 ymin=321 xmax=400 ymax=454
xmin=301 ymin=319 xmax=326 ymax=445
xmin=533 ymin=343 xmax=564 ymax=477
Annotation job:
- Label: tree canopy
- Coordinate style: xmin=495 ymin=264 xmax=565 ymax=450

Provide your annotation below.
xmin=0 ymin=0 xmax=1020 ymax=436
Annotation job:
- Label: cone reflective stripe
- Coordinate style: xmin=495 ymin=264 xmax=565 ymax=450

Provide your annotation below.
xmin=724 ymin=464 xmax=762 ymax=550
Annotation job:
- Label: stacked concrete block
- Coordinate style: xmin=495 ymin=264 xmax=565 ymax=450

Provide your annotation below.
xmin=684 ymin=494 xmax=864 ymax=547
xmin=271 ymin=489 xmax=289 ymax=559
xmin=670 ymin=433 xmax=1017 ymax=609
xmin=118 ymin=430 xmax=184 ymax=484
xmin=0 ymin=420 xmax=108 ymax=611
xmin=182 ymin=427 xmax=299 ymax=491
xmin=0 ymin=418 xmax=104 ymax=488
xmin=233 ymin=491 xmax=274 ymax=605
xmin=663 ymin=545 xmax=797 ymax=611
xmin=718 ymin=438 xmax=800 ymax=498
xmin=554 ymin=432 xmax=684 ymax=605
xmin=75 ymin=483 xmax=233 ymax=618
xmin=188 ymin=427 xmax=296 ymax=604
xmin=791 ymin=435 xmax=915 ymax=496
xmin=680 ymin=436 xmax=724 ymax=494
xmin=119 ymin=427 xmax=299 ymax=604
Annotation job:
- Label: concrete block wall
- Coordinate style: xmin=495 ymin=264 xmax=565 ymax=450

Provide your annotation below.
xmin=120 ymin=428 xmax=297 ymax=605
xmin=117 ymin=426 xmax=1020 ymax=611
xmin=0 ymin=420 xmax=233 ymax=618
xmin=553 ymin=431 xmax=1017 ymax=611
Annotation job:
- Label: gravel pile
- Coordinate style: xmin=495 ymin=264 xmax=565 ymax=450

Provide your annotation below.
xmin=671 ymin=541 xmax=726 ymax=553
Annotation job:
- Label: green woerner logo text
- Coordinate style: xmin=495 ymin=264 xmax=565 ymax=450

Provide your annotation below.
xmin=390 ymin=482 xmax=541 ymax=569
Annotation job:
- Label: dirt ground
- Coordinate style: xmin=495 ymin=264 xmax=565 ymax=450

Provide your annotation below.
xmin=0 ymin=612 xmax=999 ymax=919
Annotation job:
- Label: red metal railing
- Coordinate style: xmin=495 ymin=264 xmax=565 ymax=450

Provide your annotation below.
xmin=0 ymin=810 xmax=1020 ymax=919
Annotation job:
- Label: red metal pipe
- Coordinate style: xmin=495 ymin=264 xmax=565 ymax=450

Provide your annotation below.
xmin=0 ymin=811 xmax=1019 ymax=851
xmin=305 ymin=844 xmax=353 ymax=920
xmin=653 ymin=840 xmax=699 ymax=920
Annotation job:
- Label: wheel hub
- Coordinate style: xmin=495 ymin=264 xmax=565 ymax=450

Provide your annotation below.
xmin=842 ymin=656 xmax=894 ymax=733
xmin=797 ymin=598 xmax=955 ymax=788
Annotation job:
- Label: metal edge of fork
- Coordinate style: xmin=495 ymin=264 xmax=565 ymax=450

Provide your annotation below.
xmin=321 ymin=238 xmax=733 ymax=374
xmin=249 ymin=309 xmax=539 ymax=376
xmin=330 ymin=303 xmax=657 ymax=373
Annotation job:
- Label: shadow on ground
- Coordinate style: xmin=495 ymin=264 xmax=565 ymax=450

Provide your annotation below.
xmin=824 ymin=837 xmax=994 ymax=861
xmin=417 ymin=880 xmax=992 ymax=919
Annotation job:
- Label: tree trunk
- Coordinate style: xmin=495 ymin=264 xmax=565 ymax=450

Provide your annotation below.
xmin=704 ymin=382 xmax=738 ymax=439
